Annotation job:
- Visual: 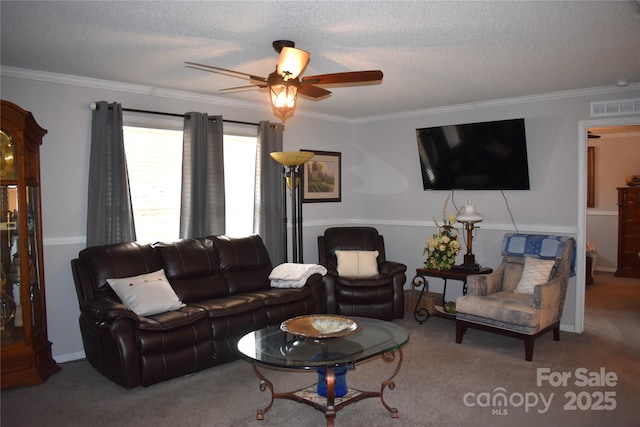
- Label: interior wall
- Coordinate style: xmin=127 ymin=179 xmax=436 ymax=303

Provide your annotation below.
xmin=586 ymin=128 xmax=640 ymax=271
xmin=343 ymin=92 xmax=640 ymax=335
xmin=2 ymin=71 xmax=639 ymax=361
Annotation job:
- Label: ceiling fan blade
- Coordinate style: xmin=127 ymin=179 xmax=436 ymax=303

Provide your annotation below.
xmin=219 ymin=84 xmax=267 ymax=92
xmin=277 ymin=47 xmax=310 ymax=79
xmin=302 ymin=70 xmax=383 ymax=85
xmin=184 ymin=62 xmax=267 ymax=83
xmin=298 ymin=84 xmax=332 ymax=98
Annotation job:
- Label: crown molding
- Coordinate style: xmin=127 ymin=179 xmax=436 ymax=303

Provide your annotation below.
xmin=1 ymin=66 xmax=270 ymax=110
xmin=352 ymin=82 xmax=640 ymax=124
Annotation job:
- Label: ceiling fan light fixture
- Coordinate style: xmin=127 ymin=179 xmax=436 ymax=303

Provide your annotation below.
xmin=276 ymin=47 xmax=310 ymax=79
xmin=187 ymin=40 xmax=382 ymax=124
xmin=269 ymin=80 xmax=299 ymax=123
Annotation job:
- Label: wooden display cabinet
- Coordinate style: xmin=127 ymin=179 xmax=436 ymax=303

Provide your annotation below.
xmin=616 ymin=187 xmax=640 ymax=278
xmin=1 ymin=100 xmax=59 ymax=389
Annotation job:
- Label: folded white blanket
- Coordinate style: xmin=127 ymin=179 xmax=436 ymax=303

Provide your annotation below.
xmin=269 ymin=263 xmax=327 ymax=288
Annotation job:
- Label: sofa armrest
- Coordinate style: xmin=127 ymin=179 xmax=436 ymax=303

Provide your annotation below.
xmin=79 ymin=300 xmax=138 ymax=322
xmin=323 ymin=265 xmax=338 ymax=276
xmin=321 ymin=274 xmax=338 ymax=314
xmin=379 ymin=260 xmax=407 ymax=277
xmin=303 ymin=273 xmax=326 ymax=313
xmin=467 ymin=264 xmax=504 ymax=296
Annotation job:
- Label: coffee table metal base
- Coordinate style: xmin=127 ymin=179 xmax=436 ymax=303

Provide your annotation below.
xmin=252 ymin=349 xmax=403 ymax=427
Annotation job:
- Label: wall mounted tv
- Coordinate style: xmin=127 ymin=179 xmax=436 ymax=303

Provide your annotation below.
xmin=416 ymin=118 xmax=530 ymax=190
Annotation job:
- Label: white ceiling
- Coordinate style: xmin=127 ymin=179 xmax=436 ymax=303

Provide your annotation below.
xmin=2 ymin=1 xmax=639 ymax=121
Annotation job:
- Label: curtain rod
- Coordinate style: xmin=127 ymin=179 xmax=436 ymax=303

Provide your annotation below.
xmin=88 ymin=103 xmax=259 ymax=127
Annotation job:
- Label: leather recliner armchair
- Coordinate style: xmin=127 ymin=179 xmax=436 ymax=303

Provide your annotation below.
xmin=318 ymin=227 xmax=406 ymax=320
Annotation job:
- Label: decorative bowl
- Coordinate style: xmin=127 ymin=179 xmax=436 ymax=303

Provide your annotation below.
xmin=281 ymin=315 xmax=362 ymax=339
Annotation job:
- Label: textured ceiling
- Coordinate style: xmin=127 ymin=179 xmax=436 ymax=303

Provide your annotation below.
xmin=1 ymin=1 xmax=639 ymax=121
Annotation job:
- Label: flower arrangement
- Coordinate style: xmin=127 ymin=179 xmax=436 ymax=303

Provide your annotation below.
xmin=423 ymin=195 xmax=461 ymax=270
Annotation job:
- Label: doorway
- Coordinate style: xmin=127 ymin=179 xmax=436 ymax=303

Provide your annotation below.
xmin=586 ymin=125 xmax=640 ymax=274
xmin=577 ymin=118 xmax=640 ymax=333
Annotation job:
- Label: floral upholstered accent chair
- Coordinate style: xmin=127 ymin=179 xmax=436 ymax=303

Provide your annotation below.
xmin=455 ymin=234 xmax=575 ymax=361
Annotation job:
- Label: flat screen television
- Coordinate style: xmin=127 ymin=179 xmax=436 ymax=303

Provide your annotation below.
xmin=416 ymin=118 xmax=530 ymax=190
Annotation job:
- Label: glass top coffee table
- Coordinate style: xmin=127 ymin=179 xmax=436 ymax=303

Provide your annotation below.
xmin=237 ymin=316 xmax=409 ymax=427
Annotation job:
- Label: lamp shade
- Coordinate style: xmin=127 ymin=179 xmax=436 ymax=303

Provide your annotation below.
xmin=457 ymin=201 xmax=483 ymax=223
xmin=277 ymin=47 xmax=310 ymax=79
xmin=270 ymin=151 xmax=314 ymax=166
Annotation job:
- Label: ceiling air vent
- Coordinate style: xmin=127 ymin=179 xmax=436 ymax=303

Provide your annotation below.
xmin=590 ymin=98 xmax=640 ymax=117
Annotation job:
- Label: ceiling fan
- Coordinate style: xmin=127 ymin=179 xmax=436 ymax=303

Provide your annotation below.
xmin=185 ymin=40 xmax=383 ymax=122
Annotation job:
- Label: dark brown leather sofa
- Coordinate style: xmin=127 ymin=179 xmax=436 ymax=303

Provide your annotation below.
xmin=318 ymin=227 xmax=406 ymax=320
xmin=71 ymin=235 xmax=323 ymax=389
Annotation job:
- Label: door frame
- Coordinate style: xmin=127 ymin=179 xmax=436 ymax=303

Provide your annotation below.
xmin=576 ymin=116 xmax=640 ymax=333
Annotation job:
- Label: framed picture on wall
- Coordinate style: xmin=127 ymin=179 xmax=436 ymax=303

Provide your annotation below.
xmin=587 ymin=146 xmax=595 ymax=208
xmin=301 ymin=150 xmax=341 ymax=203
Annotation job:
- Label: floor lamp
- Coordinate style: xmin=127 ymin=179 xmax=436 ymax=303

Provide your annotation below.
xmin=454 ymin=201 xmax=484 ymax=272
xmin=270 ymin=151 xmax=314 ymax=263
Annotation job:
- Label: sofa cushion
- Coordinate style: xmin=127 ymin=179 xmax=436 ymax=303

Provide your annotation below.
xmin=337 ymin=275 xmax=390 ymax=287
xmin=135 ymin=305 xmax=208 ymax=331
xmin=246 ymin=286 xmax=314 ymax=306
xmin=107 ymin=269 xmax=185 ymax=317
xmin=513 ymin=256 xmax=555 ymax=295
xmin=456 ymin=291 xmax=539 ymax=329
xmin=335 ymin=250 xmax=379 ymax=277
xmin=190 ymin=294 xmax=265 ymax=318
xmin=78 ymin=242 xmax=164 ymax=297
xmin=155 ymin=238 xmax=228 ymax=302
xmin=209 ymin=235 xmax=272 ymax=294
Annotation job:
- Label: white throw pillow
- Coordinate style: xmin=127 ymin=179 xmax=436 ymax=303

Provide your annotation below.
xmin=335 ymin=250 xmax=379 ymax=277
xmin=107 ymin=269 xmax=185 ymax=316
xmin=513 ymin=257 xmax=555 ymax=295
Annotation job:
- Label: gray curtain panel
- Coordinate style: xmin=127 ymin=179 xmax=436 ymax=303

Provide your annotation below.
xmin=86 ymin=101 xmax=136 ymax=247
xmin=180 ymin=112 xmax=225 ymax=238
xmin=254 ymin=121 xmax=284 ymax=264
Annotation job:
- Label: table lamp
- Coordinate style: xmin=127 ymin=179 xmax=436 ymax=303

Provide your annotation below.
xmin=455 ymin=201 xmax=483 ymax=272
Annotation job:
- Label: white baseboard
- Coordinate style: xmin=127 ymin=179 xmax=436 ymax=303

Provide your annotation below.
xmin=594 ymin=267 xmax=617 ymax=273
xmin=54 ymin=351 xmax=85 ymax=364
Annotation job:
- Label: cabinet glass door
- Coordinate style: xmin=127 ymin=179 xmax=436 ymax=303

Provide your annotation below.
xmin=0 ymin=185 xmax=45 ymax=342
xmin=1 ymin=184 xmax=21 ymax=343
xmin=26 ymin=186 xmax=43 ymax=334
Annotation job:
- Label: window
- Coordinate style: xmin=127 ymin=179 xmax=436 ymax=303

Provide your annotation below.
xmin=123 ymin=126 xmax=182 ymax=244
xmin=223 ymin=135 xmax=256 ymax=237
xmin=123 ymin=126 xmax=257 ymax=244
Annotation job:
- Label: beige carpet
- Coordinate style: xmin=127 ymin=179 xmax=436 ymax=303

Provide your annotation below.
xmin=2 ymin=274 xmax=638 ymax=427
